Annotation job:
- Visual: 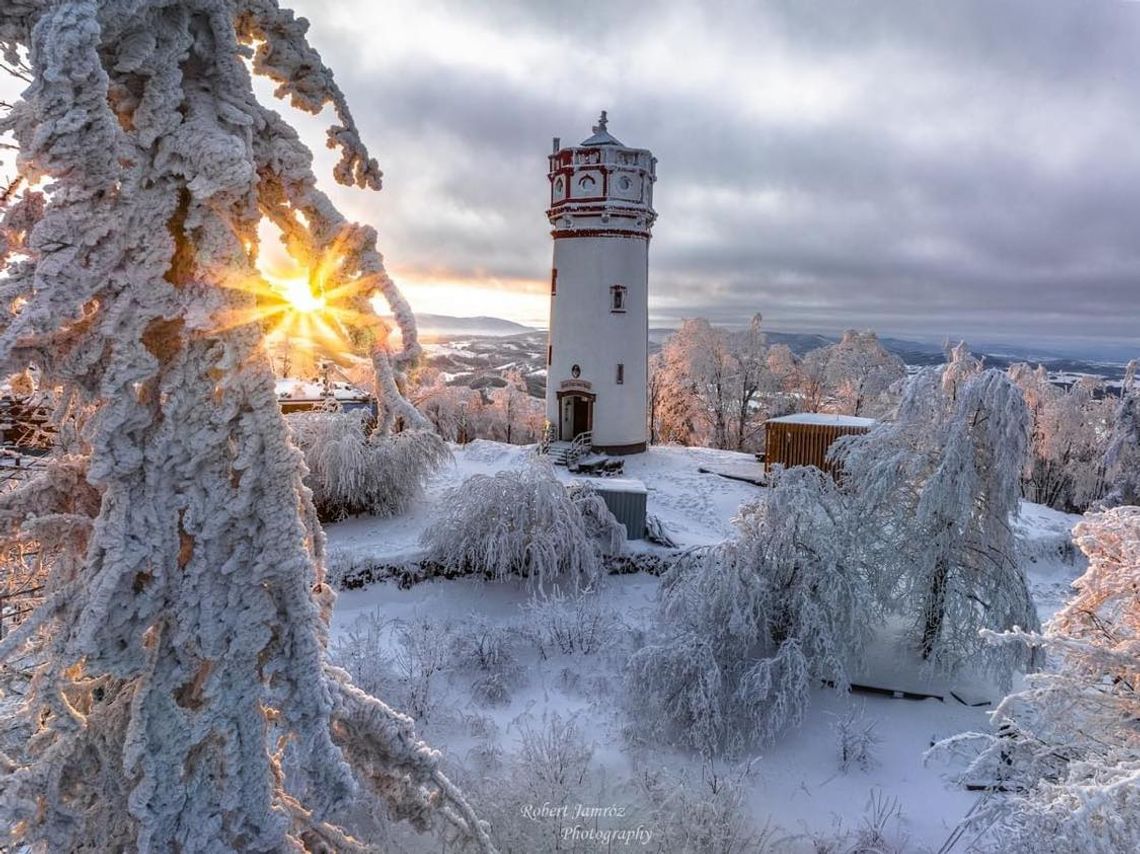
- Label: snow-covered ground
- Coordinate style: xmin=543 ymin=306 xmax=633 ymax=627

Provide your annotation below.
xmin=325 ymin=441 xmax=761 ymax=571
xmin=324 ymin=441 xmax=1086 ymax=852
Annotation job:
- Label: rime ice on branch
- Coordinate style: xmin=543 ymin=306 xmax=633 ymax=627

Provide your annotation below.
xmin=0 ymin=2 xmax=489 ymax=851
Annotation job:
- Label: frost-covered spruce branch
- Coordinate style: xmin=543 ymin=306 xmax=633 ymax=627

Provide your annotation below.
xmin=0 ymin=3 xmax=490 ymax=851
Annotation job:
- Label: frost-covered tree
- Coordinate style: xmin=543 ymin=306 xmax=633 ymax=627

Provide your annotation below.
xmin=1009 ymin=363 xmax=1111 ymax=511
xmin=410 ymin=369 xmax=471 ymax=440
xmin=651 ymin=316 xmax=772 ymax=450
xmin=840 ymin=330 xmax=904 ymax=416
xmin=648 ymin=350 xmax=697 ymax=445
xmin=627 ymin=467 xmax=871 ymax=755
xmin=0 ymin=3 xmax=489 ymax=851
xmin=933 ymin=506 xmax=1140 ymax=853
xmin=761 ymin=332 xmax=903 ymax=418
xmin=287 ymin=412 xmax=449 ymax=521
xmin=488 ymin=368 xmax=530 ymax=445
xmin=410 ymin=369 xmax=482 ymax=444
xmin=421 ymin=460 xmax=616 ymax=592
xmin=656 ymin=318 xmax=734 ymax=448
xmin=835 ymin=362 xmax=1039 ymax=680
xmin=809 ymin=329 xmax=905 ymax=417
xmin=725 ymin=314 xmax=771 ymax=448
xmin=1104 ymin=360 xmax=1140 ymax=507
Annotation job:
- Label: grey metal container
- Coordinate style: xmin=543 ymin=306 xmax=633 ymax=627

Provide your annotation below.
xmin=586 ymin=478 xmax=647 ymax=540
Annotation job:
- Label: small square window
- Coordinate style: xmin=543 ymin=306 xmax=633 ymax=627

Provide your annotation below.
xmin=616 ymin=363 xmax=624 ymax=384
xmin=610 ymin=285 xmax=627 ymax=312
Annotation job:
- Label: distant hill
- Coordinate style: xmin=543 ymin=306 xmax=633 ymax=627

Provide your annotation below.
xmin=404 ymin=314 xmax=536 ymax=337
xmin=765 ymin=331 xmax=836 ymax=355
xmin=413 ymin=315 xmax=1131 ymax=385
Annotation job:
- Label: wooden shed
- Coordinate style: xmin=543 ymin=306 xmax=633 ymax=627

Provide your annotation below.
xmin=763 ymin=414 xmax=876 ymax=474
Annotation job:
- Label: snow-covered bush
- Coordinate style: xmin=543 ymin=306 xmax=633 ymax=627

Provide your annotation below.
xmin=287 ymin=412 xmax=449 ymax=521
xmin=0 ymin=2 xmax=490 ymax=850
xmin=329 ymin=613 xmax=458 ymax=724
xmin=451 ymin=615 xmax=524 ymax=706
xmin=567 ymin=481 xmax=627 ymax=557
xmin=517 ymin=710 xmax=595 ymax=793
xmin=645 ymin=513 xmax=677 ymax=547
xmin=327 ymin=609 xmax=396 ymax=699
xmin=830 ymin=703 xmax=881 ymax=773
xmin=932 ymin=505 xmax=1140 ymax=853
xmin=627 ymin=467 xmax=871 ymax=755
xmin=392 ymin=616 xmax=456 ymax=723
xmin=455 ymin=711 xmax=598 ymax=853
xmin=799 ymin=790 xmax=909 ymax=854
xmin=635 ymin=763 xmax=778 ymax=854
xmin=522 ymin=593 xmax=625 ymax=659
xmin=835 ymin=360 xmax=1040 ymax=681
xmin=421 ymin=460 xmax=609 ymax=591
xmin=463 ymin=718 xmax=504 ymax=774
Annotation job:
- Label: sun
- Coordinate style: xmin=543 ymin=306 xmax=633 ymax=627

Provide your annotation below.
xmin=211 ymin=247 xmax=393 ymax=375
xmin=274 ymin=274 xmax=327 ymax=314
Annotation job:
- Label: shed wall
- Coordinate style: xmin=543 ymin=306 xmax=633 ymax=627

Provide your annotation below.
xmin=764 ymin=422 xmax=871 ymax=474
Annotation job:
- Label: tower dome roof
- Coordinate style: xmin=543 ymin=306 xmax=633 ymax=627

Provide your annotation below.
xmin=580 ymin=110 xmax=623 ymax=146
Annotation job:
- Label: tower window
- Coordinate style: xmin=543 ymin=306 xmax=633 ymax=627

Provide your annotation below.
xmin=547 ymin=345 xmax=552 ymax=366
xmin=610 ymin=285 xmax=627 ymax=313
xmin=551 ymin=268 xmax=557 ymax=295
xmin=616 ymin=363 xmax=624 ymax=384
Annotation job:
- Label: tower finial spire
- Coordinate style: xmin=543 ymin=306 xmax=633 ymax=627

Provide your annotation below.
xmin=593 ymin=110 xmax=608 ymax=134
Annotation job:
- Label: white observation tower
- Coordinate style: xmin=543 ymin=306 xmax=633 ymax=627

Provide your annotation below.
xmin=544 ymin=112 xmax=657 ymax=454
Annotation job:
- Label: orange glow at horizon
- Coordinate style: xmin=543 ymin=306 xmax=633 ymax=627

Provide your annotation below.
xmin=385 ymin=267 xmax=550 ymax=329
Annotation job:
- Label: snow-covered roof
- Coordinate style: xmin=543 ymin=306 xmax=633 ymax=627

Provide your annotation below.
xmin=275 ymin=378 xmax=370 ymax=401
xmin=766 ymin=413 xmax=877 ymax=428
xmin=580 ymin=129 xmax=623 ymax=146
xmin=575 ymin=477 xmax=648 ymax=495
xmin=579 ymin=110 xmax=624 ymax=147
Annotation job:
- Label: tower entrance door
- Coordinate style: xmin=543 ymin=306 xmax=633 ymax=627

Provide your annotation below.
xmin=557 ymin=391 xmax=594 ymax=441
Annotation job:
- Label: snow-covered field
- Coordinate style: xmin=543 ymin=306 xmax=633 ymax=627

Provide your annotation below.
xmin=324 ymin=442 xmax=1085 ymax=852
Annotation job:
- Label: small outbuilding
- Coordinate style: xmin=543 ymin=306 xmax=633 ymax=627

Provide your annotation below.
xmin=763 ymin=414 xmax=876 ymax=474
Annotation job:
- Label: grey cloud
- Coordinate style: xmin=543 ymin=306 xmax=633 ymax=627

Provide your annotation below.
xmin=284 ymin=0 xmax=1140 ymax=358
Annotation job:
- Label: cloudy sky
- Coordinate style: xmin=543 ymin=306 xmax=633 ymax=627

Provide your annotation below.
xmin=7 ymin=1 xmax=1140 ymax=358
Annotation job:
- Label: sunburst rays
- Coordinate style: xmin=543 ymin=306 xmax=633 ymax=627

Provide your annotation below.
xmin=213 ymin=249 xmax=390 ymax=370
